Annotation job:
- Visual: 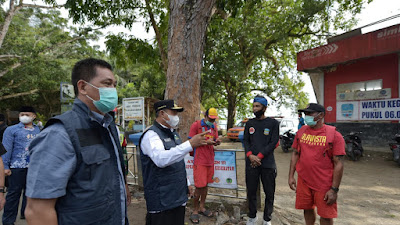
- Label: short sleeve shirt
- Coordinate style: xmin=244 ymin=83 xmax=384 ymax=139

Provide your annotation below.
xmin=26 ymin=123 xmax=77 ymax=199
xmin=292 ymin=125 xmax=345 ymax=192
xmin=189 ymin=119 xmax=218 ymax=166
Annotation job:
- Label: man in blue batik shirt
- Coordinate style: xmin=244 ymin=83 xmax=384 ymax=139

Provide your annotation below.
xmin=1 ymin=106 xmax=40 ymax=225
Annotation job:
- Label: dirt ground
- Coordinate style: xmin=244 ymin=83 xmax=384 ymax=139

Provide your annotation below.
xmin=3 ymin=139 xmax=400 ymax=225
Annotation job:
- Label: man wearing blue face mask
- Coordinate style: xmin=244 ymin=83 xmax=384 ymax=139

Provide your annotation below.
xmin=25 ymin=58 xmax=131 ymax=225
xmin=289 ymin=103 xmax=345 ymax=225
xmin=188 ymin=108 xmax=221 ymax=224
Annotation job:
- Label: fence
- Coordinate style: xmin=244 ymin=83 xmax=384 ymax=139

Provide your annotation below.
xmin=126 ymin=146 xmax=250 ymax=200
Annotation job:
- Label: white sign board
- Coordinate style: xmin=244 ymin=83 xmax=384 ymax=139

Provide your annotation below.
xmin=336 ymin=101 xmax=359 ymax=121
xmin=123 ymin=98 xmax=144 ymax=120
xmin=337 ymin=98 xmax=400 ymax=121
xmin=185 ymin=151 xmax=237 ymax=189
xmin=359 ymin=98 xmax=400 ymax=120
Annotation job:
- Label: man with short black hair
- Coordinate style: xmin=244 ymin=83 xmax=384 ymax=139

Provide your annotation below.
xmin=139 ymin=99 xmax=208 ymax=225
xmin=289 ymin=103 xmax=345 ymax=225
xmin=26 ymin=58 xmax=130 ymax=225
xmin=243 ymin=95 xmax=279 ymax=225
xmin=2 ymin=106 xmax=40 ymax=225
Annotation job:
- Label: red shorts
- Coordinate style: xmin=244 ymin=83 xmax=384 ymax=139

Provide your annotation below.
xmin=193 ymin=165 xmax=214 ymax=188
xmin=295 ymin=176 xmax=337 ymax=218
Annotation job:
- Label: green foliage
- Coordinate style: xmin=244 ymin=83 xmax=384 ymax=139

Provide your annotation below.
xmin=106 ymin=33 xmax=165 ymax=100
xmin=0 ymin=7 xmax=102 ymax=118
xmin=202 ymin=0 xmax=369 ymax=127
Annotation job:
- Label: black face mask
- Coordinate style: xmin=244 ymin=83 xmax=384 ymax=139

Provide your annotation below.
xmin=254 ymin=110 xmax=265 ymax=118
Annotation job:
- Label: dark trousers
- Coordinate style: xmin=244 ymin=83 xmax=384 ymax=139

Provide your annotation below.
xmin=246 ymin=167 xmax=277 ymax=222
xmin=2 ymin=168 xmax=27 ymax=225
xmin=146 ymin=206 xmax=185 ymax=225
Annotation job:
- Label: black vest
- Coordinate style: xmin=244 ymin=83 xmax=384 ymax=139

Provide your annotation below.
xmin=45 ymin=99 xmax=127 ymax=225
xmin=139 ymin=122 xmax=188 ymax=212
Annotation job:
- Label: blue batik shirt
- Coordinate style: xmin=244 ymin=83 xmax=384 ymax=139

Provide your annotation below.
xmin=2 ymin=122 xmax=40 ymax=169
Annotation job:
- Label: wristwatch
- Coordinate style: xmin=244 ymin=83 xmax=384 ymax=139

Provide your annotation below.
xmin=0 ymin=187 xmax=6 ymax=193
xmin=330 ymin=186 xmax=339 ymax=193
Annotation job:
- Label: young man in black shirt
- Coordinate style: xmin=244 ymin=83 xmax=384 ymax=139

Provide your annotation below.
xmin=243 ymin=95 xmax=279 ymax=225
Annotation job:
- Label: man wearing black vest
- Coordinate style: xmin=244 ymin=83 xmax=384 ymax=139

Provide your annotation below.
xmin=139 ymin=100 xmax=208 ymax=225
xmin=25 ymin=58 xmax=131 ymax=225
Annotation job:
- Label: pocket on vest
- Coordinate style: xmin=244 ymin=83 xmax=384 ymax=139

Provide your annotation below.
xmin=80 ymin=146 xmax=111 ymax=180
xmin=159 ymin=176 xmax=187 ymax=207
xmin=58 ymin=199 xmax=115 ymax=225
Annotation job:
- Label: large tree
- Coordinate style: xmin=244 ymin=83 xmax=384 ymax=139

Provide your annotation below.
xmin=63 ymin=0 xmax=216 ymax=138
xmin=202 ymin=0 xmax=371 ymax=128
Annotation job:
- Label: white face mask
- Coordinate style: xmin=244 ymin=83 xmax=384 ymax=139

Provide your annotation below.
xmin=19 ymin=116 xmax=33 ymax=124
xmin=162 ymin=111 xmax=180 ymax=128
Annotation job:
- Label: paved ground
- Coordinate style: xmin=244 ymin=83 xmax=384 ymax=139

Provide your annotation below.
xmin=2 ymin=139 xmax=400 ymax=225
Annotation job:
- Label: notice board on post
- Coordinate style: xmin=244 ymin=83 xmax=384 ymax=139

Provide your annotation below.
xmin=123 ymin=97 xmax=145 ymax=131
xmin=185 ymin=150 xmax=238 ymax=189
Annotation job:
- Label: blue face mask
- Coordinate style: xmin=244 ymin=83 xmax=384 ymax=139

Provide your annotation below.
xmin=205 ymin=120 xmax=214 ymax=127
xmin=304 ymin=113 xmax=321 ymax=126
xmin=85 ymin=82 xmax=118 ymax=113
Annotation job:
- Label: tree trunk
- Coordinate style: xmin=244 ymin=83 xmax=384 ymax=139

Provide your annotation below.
xmin=166 ymin=0 xmax=215 ymax=140
xmin=227 ymin=93 xmax=237 ymax=129
xmin=0 ymin=0 xmax=21 ymax=49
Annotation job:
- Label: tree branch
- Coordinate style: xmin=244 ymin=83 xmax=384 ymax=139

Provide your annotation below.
xmin=0 ymin=62 xmax=21 ymax=78
xmin=21 ymin=3 xmax=63 ymax=9
xmin=0 ymin=89 xmax=39 ymax=100
xmin=0 ymin=54 xmax=21 ymax=61
xmin=145 ymin=0 xmax=168 ymax=74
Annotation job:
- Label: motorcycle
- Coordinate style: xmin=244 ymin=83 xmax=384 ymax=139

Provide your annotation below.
xmin=280 ymin=129 xmax=296 ymax=153
xmin=388 ymin=133 xmax=400 ymax=166
xmin=344 ymin=132 xmax=363 ymax=161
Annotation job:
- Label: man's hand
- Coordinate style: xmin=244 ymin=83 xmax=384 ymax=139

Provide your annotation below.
xmin=189 ymin=131 xmax=209 ymax=148
xmin=206 ymin=139 xmax=216 ymax=145
xmin=4 ymin=169 xmax=11 ymax=176
xmin=248 ymin=155 xmax=261 ymax=168
xmin=214 ymin=138 xmax=221 ymax=146
xmin=324 ymin=189 xmax=337 ymax=205
xmin=188 ymin=185 xmax=195 ymax=198
xmin=288 ymin=176 xmax=297 ymax=191
xmin=0 ymin=193 xmax=5 ymax=210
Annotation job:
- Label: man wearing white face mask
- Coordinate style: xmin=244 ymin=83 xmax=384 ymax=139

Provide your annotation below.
xmin=139 ymin=99 xmax=209 ymax=225
xmin=289 ymin=103 xmax=345 ymax=225
xmin=25 ymin=58 xmax=130 ymax=225
xmin=1 ymin=106 xmax=40 ymax=225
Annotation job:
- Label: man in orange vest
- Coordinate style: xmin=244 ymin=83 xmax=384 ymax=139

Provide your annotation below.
xmin=189 ymin=108 xmax=221 ymax=224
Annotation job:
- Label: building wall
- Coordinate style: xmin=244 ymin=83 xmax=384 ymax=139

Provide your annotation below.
xmin=324 ymin=53 xmax=399 ymax=123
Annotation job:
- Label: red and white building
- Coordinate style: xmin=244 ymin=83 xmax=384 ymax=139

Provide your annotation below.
xmin=297 ymin=23 xmax=400 ymax=148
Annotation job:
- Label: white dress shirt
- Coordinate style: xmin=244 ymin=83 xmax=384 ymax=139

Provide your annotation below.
xmin=140 ymin=123 xmax=193 ymax=168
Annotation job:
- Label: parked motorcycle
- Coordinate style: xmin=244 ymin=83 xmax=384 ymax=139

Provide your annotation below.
xmin=280 ymin=129 xmax=296 ymax=153
xmin=344 ymin=132 xmax=363 ymax=161
xmin=388 ymin=133 xmax=400 ymax=166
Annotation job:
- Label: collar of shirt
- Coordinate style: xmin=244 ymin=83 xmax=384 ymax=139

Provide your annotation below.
xmin=17 ymin=122 xmax=37 ymax=131
xmin=90 ymin=111 xmax=113 ymax=128
xmin=201 ymin=119 xmax=214 ymax=128
xmin=157 ymin=121 xmax=174 ymax=132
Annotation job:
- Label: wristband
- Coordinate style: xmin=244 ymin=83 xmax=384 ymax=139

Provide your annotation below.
xmin=330 ymin=186 xmax=339 ymax=193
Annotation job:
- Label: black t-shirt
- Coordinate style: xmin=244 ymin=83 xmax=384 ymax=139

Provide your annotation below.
xmin=0 ymin=142 xmax=6 ymax=156
xmin=243 ymin=117 xmax=279 ymax=169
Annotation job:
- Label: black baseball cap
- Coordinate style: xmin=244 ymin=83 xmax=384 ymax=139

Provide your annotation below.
xmin=19 ymin=106 xmax=36 ymax=114
xmin=298 ymin=103 xmax=325 ymax=113
xmin=154 ymin=99 xmax=184 ymax=112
